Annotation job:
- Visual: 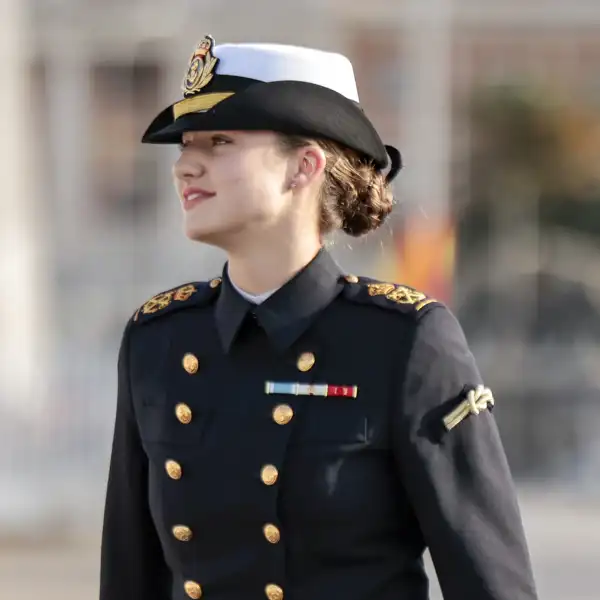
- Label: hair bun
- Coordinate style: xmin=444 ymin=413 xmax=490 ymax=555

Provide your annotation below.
xmin=338 ymin=167 xmax=394 ymax=237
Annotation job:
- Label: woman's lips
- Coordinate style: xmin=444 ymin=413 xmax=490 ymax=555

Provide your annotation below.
xmin=182 ymin=187 xmax=216 ymax=211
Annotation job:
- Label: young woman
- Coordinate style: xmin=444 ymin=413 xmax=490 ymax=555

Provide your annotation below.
xmin=100 ymin=35 xmax=538 ymax=600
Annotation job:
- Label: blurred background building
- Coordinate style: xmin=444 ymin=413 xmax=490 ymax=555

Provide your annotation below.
xmin=2 ymin=1 xmax=600 ymax=598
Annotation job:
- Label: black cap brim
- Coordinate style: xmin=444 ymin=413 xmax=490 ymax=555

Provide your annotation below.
xmin=142 ymin=80 xmax=390 ymax=170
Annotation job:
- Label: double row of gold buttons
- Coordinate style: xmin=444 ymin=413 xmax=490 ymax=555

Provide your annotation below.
xmin=168 ymin=311 xmax=315 ymax=599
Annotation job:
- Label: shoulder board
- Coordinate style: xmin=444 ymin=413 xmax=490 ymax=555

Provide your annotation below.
xmin=341 ymin=275 xmax=444 ymax=319
xmin=132 ymin=278 xmax=222 ymax=325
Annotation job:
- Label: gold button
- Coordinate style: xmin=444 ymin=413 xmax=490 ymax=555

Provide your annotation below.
xmin=296 ymin=351 xmax=315 ymax=372
xmin=209 ymin=277 xmax=222 ymax=288
xmin=165 ymin=459 xmax=182 ymax=480
xmin=265 ymin=583 xmax=284 ymax=600
xmin=175 ymin=403 xmax=193 ymax=424
xmin=272 ymin=404 xmax=294 ymax=426
xmin=263 ymin=523 xmax=281 ymax=544
xmin=172 ymin=525 xmax=193 ymax=542
xmin=184 ymin=581 xmax=202 ymax=599
xmin=182 ymin=353 xmax=199 ymax=374
xmin=345 ymin=274 xmax=359 ymax=283
xmin=261 ymin=464 xmax=279 ymax=486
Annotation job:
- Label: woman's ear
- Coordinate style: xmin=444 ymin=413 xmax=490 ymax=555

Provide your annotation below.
xmin=291 ymin=145 xmax=326 ymax=189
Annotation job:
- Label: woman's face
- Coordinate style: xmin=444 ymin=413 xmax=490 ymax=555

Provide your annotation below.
xmin=172 ymin=130 xmax=301 ymax=247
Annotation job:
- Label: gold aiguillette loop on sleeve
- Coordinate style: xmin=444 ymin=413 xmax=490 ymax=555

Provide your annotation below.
xmin=443 ymin=385 xmax=495 ymax=431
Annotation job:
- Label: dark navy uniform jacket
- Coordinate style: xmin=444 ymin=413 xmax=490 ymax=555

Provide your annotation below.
xmin=100 ymin=248 xmax=538 ymax=600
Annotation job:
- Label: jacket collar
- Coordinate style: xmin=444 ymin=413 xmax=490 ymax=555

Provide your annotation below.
xmin=214 ymin=247 xmax=345 ymax=353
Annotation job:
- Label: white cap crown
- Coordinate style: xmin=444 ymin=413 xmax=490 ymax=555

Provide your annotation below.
xmin=213 ymin=43 xmax=360 ymax=102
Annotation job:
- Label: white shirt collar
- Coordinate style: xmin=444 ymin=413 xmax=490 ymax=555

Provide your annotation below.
xmin=228 ymin=272 xmax=278 ymax=305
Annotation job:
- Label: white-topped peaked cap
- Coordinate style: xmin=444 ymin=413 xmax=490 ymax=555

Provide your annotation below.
xmin=142 ymin=35 xmax=402 ymax=182
xmin=212 ymin=43 xmax=360 ymax=102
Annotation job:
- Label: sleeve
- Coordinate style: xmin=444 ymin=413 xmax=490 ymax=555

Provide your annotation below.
xmin=99 ymin=320 xmax=172 ymax=599
xmin=393 ymin=306 xmax=538 ymax=600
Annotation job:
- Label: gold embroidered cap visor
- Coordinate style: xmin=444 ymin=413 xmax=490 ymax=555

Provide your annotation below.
xmin=141 ymin=36 xmax=402 ymax=183
xmin=173 ymin=91 xmax=236 ymax=120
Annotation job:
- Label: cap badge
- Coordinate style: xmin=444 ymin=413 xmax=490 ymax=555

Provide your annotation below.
xmin=183 ymin=34 xmax=219 ymax=97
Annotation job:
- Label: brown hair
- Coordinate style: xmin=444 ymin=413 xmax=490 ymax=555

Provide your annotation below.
xmin=278 ymin=135 xmax=394 ymax=237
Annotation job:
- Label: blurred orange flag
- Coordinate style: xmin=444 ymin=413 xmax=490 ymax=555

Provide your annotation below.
xmin=394 ymin=216 xmax=456 ymax=304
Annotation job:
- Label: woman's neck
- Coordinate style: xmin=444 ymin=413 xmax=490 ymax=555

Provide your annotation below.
xmin=226 ymin=235 xmax=322 ymax=296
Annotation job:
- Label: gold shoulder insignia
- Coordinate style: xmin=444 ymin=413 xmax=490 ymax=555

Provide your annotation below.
xmin=342 ymin=277 xmax=442 ymax=317
xmin=443 ymin=385 xmax=495 ymax=430
xmin=132 ymin=279 xmax=221 ymax=323
xmin=366 ymin=282 xmax=438 ymax=312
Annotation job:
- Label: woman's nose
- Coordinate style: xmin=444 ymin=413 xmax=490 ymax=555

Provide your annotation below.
xmin=173 ymin=154 xmax=206 ymax=181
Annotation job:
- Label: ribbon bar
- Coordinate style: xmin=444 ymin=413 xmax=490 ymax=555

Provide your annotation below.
xmin=265 ymin=381 xmax=358 ymax=398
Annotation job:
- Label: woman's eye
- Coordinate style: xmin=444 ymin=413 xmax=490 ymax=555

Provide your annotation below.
xmin=178 ymin=136 xmax=230 ymax=150
xmin=212 ymin=135 xmax=231 ymax=146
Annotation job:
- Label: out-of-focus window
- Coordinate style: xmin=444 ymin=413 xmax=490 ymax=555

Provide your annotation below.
xmin=89 ymin=61 xmax=161 ymax=227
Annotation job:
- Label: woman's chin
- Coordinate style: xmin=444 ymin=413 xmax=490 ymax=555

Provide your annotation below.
xmin=183 ymin=213 xmax=252 ymax=248
xmin=183 ymin=220 xmax=229 ymax=247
